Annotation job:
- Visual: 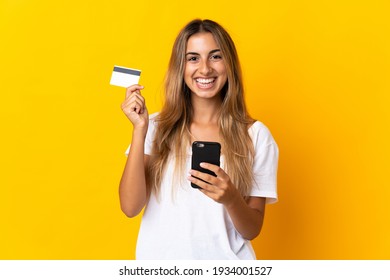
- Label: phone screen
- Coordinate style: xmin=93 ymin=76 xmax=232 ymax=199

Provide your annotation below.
xmin=191 ymin=141 xmax=221 ymax=188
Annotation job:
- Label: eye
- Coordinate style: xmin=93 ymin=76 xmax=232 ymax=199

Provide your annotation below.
xmin=187 ymin=56 xmax=199 ymax=62
xmin=210 ymin=54 xmax=222 ymax=61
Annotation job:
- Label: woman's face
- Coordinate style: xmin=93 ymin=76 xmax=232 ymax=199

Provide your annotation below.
xmin=184 ymin=32 xmax=228 ymax=100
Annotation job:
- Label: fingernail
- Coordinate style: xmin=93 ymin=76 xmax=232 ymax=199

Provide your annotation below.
xmin=200 ymin=162 xmax=206 ymax=167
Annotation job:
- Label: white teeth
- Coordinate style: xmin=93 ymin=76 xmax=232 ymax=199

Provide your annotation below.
xmin=196 ymin=78 xmax=215 ymax=84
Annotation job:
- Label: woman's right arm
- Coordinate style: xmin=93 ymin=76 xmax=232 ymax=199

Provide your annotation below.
xmin=119 ymin=84 xmax=149 ymax=218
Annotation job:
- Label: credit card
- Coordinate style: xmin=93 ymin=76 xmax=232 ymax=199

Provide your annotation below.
xmin=109 ymin=65 xmax=141 ymax=88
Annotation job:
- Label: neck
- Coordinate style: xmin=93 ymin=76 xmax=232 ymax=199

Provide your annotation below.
xmin=191 ymin=95 xmax=222 ymax=125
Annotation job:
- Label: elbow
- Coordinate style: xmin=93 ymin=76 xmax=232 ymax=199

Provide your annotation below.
xmin=244 ymin=229 xmax=261 ymax=241
xmin=243 ymin=221 xmax=263 ymax=241
xmin=120 ymin=204 xmax=142 ymax=218
xmin=245 ymin=210 xmax=265 ymax=240
xmin=119 ymin=187 xmax=146 ymax=218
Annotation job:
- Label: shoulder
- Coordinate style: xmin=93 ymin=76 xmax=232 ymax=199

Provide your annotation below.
xmin=149 ymin=112 xmax=159 ymax=121
xmin=144 ymin=112 xmax=160 ymax=141
xmin=248 ymin=120 xmax=277 ymax=147
xmin=249 ymin=120 xmax=270 ymax=134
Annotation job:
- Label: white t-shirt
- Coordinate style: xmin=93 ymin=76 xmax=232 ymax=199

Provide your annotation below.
xmin=125 ymin=113 xmax=279 ymax=259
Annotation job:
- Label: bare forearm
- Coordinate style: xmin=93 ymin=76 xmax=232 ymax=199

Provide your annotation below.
xmin=225 ymin=196 xmax=265 ymax=240
xmin=119 ymin=130 xmax=148 ymax=217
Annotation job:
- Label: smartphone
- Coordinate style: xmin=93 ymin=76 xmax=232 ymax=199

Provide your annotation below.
xmin=191 ymin=141 xmax=221 ymax=188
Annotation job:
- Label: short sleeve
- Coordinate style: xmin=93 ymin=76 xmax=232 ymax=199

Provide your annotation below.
xmin=248 ymin=121 xmax=279 ymax=204
xmin=125 ymin=112 xmax=158 ymax=156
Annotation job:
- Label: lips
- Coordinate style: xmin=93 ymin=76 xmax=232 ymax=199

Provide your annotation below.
xmin=195 ymin=77 xmax=216 ymax=89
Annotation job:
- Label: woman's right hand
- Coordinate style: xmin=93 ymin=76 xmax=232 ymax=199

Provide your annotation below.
xmin=121 ymin=84 xmax=149 ymax=134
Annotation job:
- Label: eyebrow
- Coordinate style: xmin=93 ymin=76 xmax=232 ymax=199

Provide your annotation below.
xmin=185 ymin=49 xmax=221 ymax=56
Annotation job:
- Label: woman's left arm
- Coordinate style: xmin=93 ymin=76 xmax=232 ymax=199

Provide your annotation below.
xmin=188 ymin=162 xmax=265 ymax=240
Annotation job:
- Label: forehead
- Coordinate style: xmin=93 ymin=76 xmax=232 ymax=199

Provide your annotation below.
xmin=186 ymin=32 xmax=220 ymax=52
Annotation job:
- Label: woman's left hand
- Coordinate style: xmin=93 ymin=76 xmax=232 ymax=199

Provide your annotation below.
xmin=187 ymin=162 xmax=240 ymax=208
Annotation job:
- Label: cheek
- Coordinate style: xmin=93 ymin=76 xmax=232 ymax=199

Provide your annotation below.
xmin=184 ymin=65 xmax=193 ymax=79
xmin=218 ymin=67 xmax=228 ymax=82
xmin=183 ymin=68 xmax=194 ymax=88
xmin=216 ymin=63 xmax=227 ymax=76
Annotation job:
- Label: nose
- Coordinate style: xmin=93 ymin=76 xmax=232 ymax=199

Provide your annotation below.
xmin=199 ymin=59 xmax=212 ymax=76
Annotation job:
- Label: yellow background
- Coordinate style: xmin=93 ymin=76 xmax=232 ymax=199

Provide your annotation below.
xmin=1 ymin=0 xmax=389 ymax=259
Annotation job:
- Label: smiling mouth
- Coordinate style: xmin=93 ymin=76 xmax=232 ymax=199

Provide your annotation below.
xmin=195 ymin=78 xmax=216 ymax=89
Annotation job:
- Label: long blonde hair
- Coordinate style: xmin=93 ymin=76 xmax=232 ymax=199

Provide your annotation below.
xmin=148 ymin=19 xmax=255 ymax=197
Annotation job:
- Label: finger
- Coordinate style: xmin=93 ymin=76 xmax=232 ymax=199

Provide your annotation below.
xmin=123 ymin=94 xmax=145 ymax=109
xmin=122 ymin=95 xmax=143 ymax=108
xmin=189 ymin=169 xmax=219 ymax=186
xmin=123 ymin=99 xmax=143 ymax=114
xmin=198 ymin=187 xmax=221 ymax=202
xmin=124 ymin=94 xmax=145 ymax=110
xmin=187 ymin=175 xmax=217 ymax=192
xmin=128 ymin=94 xmax=146 ymax=113
xmin=133 ymin=93 xmax=145 ymax=105
xmin=199 ymin=162 xmax=228 ymax=179
xmin=133 ymin=96 xmax=146 ymax=114
xmin=125 ymin=89 xmax=141 ymax=100
xmin=141 ymin=104 xmax=148 ymax=115
xmin=126 ymin=84 xmax=144 ymax=92
xmin=197 ymin=181 xmax=217 ymax=193
xmin=131 ymin=100 xmax=144 ymax=114
xmin=125 ymin=84 xmax=144 ymax=98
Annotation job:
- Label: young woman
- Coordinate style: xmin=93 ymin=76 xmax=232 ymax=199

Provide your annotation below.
xmin=119 ymin=19 xmax=279 ymax=259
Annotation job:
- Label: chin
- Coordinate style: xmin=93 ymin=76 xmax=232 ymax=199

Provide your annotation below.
xmin=191 ymin=90 xmax=221 ymax=99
